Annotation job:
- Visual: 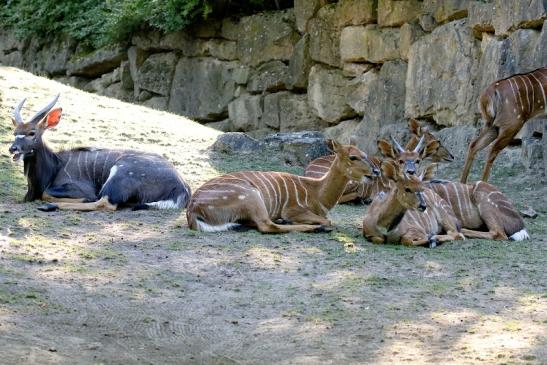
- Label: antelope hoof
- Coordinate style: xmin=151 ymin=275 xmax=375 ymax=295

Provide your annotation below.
xmin=275 ymin=218 xmax=293 ymax=225
xmin=314 ymin=225 xmax=334 ymax=233
xmin=428 ymin=235 xmax=438 ymax=249
xmin=38 ymin=203 xmax=59 ymax=212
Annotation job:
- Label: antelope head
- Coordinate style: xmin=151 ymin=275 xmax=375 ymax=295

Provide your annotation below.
xmin=407 ymin=119 xmax=454 ymax=163
xmin=377 ymin=134 xmax=439 ymax=176
xmin=329 ymin=140 xmax=378 ymax=183
xmin=9 ymin=95 xmax=62 ymax=162
xmin=381 ymin=160 xmax=436 ymax=212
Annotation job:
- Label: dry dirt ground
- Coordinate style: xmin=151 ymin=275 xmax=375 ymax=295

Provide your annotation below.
xmin=0 ymin=67 xmax=546 ymax=365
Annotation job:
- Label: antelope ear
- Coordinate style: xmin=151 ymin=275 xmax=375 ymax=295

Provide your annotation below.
xmin=409 ymin=118 xmax=420 ymax=135
xmin=381 ymin=160 xmax=400 ymax=182
xmin=330 ymin=140 xmax=343 ymax=154
xmin=377 ymin=138 xmax=396 ymax=159
xmin=405 ymin=134 xmax=419 ymax=150
xmin=325 ymin=139 xmax=336 ymax=152
xmin=422 ymin=140 xmax=440 ymax=159
xmin=420 ymin=163 xmax=437 ymax=181
xmin=38 ymin=107 xmax=62 ymax=129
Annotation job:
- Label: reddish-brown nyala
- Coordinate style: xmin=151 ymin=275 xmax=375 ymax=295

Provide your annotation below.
xmin=461 ymin=66 xmax=547 ymax=183
xmin=9 ymin=95 xmax=191 ymax=211
xmin=187 ymin=141 xmax=375 ymax=233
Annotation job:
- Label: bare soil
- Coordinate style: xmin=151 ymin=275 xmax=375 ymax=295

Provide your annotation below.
xmin=0 ymin=67 xmax=546 ymax=365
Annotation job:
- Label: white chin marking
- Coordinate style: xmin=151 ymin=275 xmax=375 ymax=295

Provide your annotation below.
xmin=509 ymin=229 xmax=530 ymax=241
xmin=361 ymin=176 xmax=372 ymax=183
xmin=196 ymin=220 xmax=240 ymax=232
xmin=12 ymin=153 xmax=23 ymax=162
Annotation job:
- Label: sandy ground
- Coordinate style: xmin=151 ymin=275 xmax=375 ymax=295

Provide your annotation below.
xmin=0 ymin=67 xmax=546 ymax=365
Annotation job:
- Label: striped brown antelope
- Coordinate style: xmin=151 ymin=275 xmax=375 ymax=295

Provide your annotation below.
xmin=461 ymin=66 xmax=547 ymax=183
xmin=406 ymin=118 xmax=454 ymax=163
xmin=362 ymin=161 xmax=464 ymax=248
xmin=387 ymin=137 xmax=530 ymax=241
xmin=8 ymin=95 xmax=191 ymax=211
xmin=187 ymin=141 xmax=376 ymax=233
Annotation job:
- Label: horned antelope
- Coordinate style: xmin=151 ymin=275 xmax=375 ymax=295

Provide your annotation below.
xmin=386 ymin=136 xmax=529 ymax=241
xmin=362 ymin=161 xmax=464 ymax=247
xmin=8 ymin=95 xmax=191 ymax=211
xmin=303 ymin=119 xmax=452 ymax=203
xmin=187 ymin=141 xmax=376 ymax=233
xmin=461 ymin=66 xmax=547 ymax=183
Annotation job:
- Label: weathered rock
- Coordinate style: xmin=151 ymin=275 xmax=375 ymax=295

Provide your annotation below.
xmin=206 ymin=39 xmax=237 ymax=60
xmin=378 ymin=0 xmax=422 ymax=27
xmin=506 ymin=28 xmax=543 ymax=73
xmin=347 ymin=70 xmax=378 ymax=115
xmin=137 ymin=52 xmax=178 ymax=96
xmin=169 ymin=58 xmax=238 ymax=121
xmin=67 ymin=45 xmax=127 ymax=77
xmin=228 ymin=94 xmax=263 ymax=131
xmin=468 ymin=1 xmax=495 ymax=36
xmin=262 ymin=92 xmax=324 ymax=131
xmin=247 ymin=61 xmax=288 ymax=93
xmin=400 ymin=23 xmax=425 ymax=60
xmin=309 ymin=5 xmax=341 ymax=67
xmin=36 ymin=37 xmax=76 ymax=76
xmin=323 ymin=119 xmax=361 ymax=143
xmin=475 ymin=34 xmax=511 ymax=95
xmin=127 ymin=46 xmax=149 ymax=98
xmin=133 ymin=31 xmax=209 ymax=56
xmin=206 ymin=119 xmax=233 ymax=132
xmin=308 ymin=65 xmax=357 ymax=124
xmin=54 ymin=76 xmax=89 ymax=90
xmin=335 ymin=0 xmax=377 ymax=27
xmin=192 ymin=19 xmax=222 ymax=38
xmin=286 ymin=34 xmax=312 ymax=90
xmin=342 ymin=62 xmax=374 ymax=77
xmin=142 ymin=96 xmax=169 ymax=110
xmin=520 ymin=206 xmax=539 ymax=219
xmin=220 ymin=18 xmax=240 ymax=41
xmin=0 ymin=29 xmax=27 ymax=68
xmin=138 ymin=90 xmax=153 ymax=102
xmin=212 ymin=132 xmax=261 ymax=154
xmin=101 ymin=82 xmax=133 ymax=102
xmin=262 ymin=131 xmax=328 ymax=166
xmin=84 ymin=71 xmax=118 ymax=93
xmin=340 ymin=25 xmax=400 ymax=63
xmin=424 ymin=0 xmax=470 ymax=24
xmin=406 ymin=20 xmax=480 ymax=126
xmin=493 ymin=0 xmax=547 ymax=36
xmin=120 ymin=61 xmax=133 ymax=90
xmin=418 ymin=14 xmax=437 ymax=32
xmin=233 ymin=65 xmax=251 ymax=85
xmin=294 ymin=0 xmax=333 ymax=33
xmin=521 ymin=119 xmax=546 ymax=175
xmin=352 ymin=61 xmax=408 ymax=153
xmin=237 ymin=10 xmax=300 ymax=66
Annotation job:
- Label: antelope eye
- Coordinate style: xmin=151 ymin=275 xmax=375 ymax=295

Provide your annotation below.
xmin=349 ymin=156 xmax=359 ymax=161
xmin=28 ymin=131 xmax=36 ymax=137
xmin=405 ymin=188 xmax=411 ymax=193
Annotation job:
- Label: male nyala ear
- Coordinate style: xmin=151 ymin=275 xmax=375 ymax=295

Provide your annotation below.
xmin=409 ymin=118 xmax=421 ymax=136
xmin=37 ymin=107 xmax=62 ymax=130
xmin=377 ymin=138 xmax=396 ymax=159
xmin=422 ymin=140 xmax=440 ymax=159
xmin=330 ymin=139 xmax=344 ymax=154
xmin=419 ymin=163 xmax=437 ymax=181
xmin=325 ymin=139 xmax=336 ymax=153
xmin=405 ymin=134 xmax=420 ymax=151
xmin=380 ymin=160 xmax=400 ymax=182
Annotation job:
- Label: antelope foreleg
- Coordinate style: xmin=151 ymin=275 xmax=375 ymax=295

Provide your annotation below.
xmin=461 ymin=228 xmax=507 ymax=240
xmin=285 ymin=210 xmax=332 ymax=226
xmin=38 ymin=196 xmax=117 ymax=212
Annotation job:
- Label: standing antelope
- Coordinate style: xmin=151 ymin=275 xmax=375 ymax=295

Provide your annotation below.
xmin=187 ymin=141 xmax=376 ymax=233
xmin=461 ymin=66 xmax=547 ymax=183
xmin=362 ymin=161 xmax=464 ymax=247
xmin=8 ymin=95 xmax=191 ymax=211
xmin=386 ymin=137 xmax=529 ymax=241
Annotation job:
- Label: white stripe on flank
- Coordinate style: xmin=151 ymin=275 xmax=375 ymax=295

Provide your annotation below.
xmin=196 ymin=220 xmax=240 ymax=232
xmin=530 ymin=74 xmax=546 ymax=111
xmin=298 ymin=176 xmax=309 ymax=206
xmin=509 ymin=78 xmax=523 ymax=112
xmin=291 ymin=178 xmax=304 ymax=208
xmin=509 ymin=229 xmax=530 ymax=241
xmin=99 ymin=165 xmax=118 ymax=195
xmin=281 ymin=178 xmax=290 ymax=213
xmin=64 ymin=153 xmax=73 ymax=182
xmin=518 ymin=76 xmax=530 ymax=114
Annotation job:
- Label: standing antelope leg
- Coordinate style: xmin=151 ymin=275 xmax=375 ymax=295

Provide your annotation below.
xmin=481 ymin=132 xmax=515 ymax=182
xmin=460 ymin=127 xmax=497 ymax=183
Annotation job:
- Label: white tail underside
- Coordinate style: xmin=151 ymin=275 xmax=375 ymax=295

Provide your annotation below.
xmin=509 ymin=229 xmax=530 ymax=241
xmin=196 ymin=219 xmax=240 ymax=232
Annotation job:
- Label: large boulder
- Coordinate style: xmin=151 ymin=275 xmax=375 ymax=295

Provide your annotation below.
xmin=237 ymin=10 xmax=300 ymax=66
xmin=206 ymin=39 xmax=237 ymax=61
xmin=294 ymin=0 xmax=333 ymax=33
xmin=212 ymin=132 xmax=261 ymax=154
xmin=308 ymin=65 xmax=357 ymax=124
xmin=309 ymin=5 xmax=341 ymax=67
xmin=0 ymin=28 xmax=26 ymax=68
xmin=262 ymin=131 xmax=328 ymax=166
xmin=169 ymin=57 xmax=238 ymax=121
xmin=493 ymin=0 xmax=546 ymax=36
xmin=66 ymin=45 xmax=127 ymax=77
xmin=405 ymin=20 xmax=480 ymax=126
xmin=127 ymin=46 xmax=149 ymax=98
xmin=378 ymin=0 xmax=422 ymax=27
xmin=33 ymin=37 xmax=76 ymax=76
xmin=228 ymin=94 xmax=263 ymax=131
xmin=286 ymin=34 xmax=312 ymax=90
xmin=400 ymin=23 xmax=425 ymax=60
xmin=247 ymin=61 xmax=288 ymax=93
xmin=335 ymin=0 xmax=377 ymax=27
xmin=137 ymin=52 xmax=178 ymax=96
xmin=423 ymin=0 xmax=471 ymax=24
xmin=468 ymin=1 xmax=495 ymax=36
xmin=323 ymin=119 xmax=361 ymax=143
xmin=340 ymin=25 xmax=400 ymax=63
xmin=263 ymin=92 xmax=325 ymax=131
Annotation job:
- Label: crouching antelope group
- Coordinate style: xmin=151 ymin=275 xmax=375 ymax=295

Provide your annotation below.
xmin=9 ymin=66 xmax=545 ymax=247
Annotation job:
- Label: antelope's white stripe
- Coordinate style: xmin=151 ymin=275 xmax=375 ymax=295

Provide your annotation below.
xmin=530 ymin=74 xmax=546 ymax=111
xmin=518 ymin=76 xmax=530 ymax=114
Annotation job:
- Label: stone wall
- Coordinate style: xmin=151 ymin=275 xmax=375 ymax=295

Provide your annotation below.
xmin=0 ymin=0 xmax=546 ymax=173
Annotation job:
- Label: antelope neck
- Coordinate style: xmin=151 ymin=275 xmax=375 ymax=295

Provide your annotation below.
xmin=376 ymin=189 xmax=408 ymax=232
xmin=316 ymin=154 xmax=351 ymax=209
xmin=23 ymin=142 xmax=61 ymax=201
